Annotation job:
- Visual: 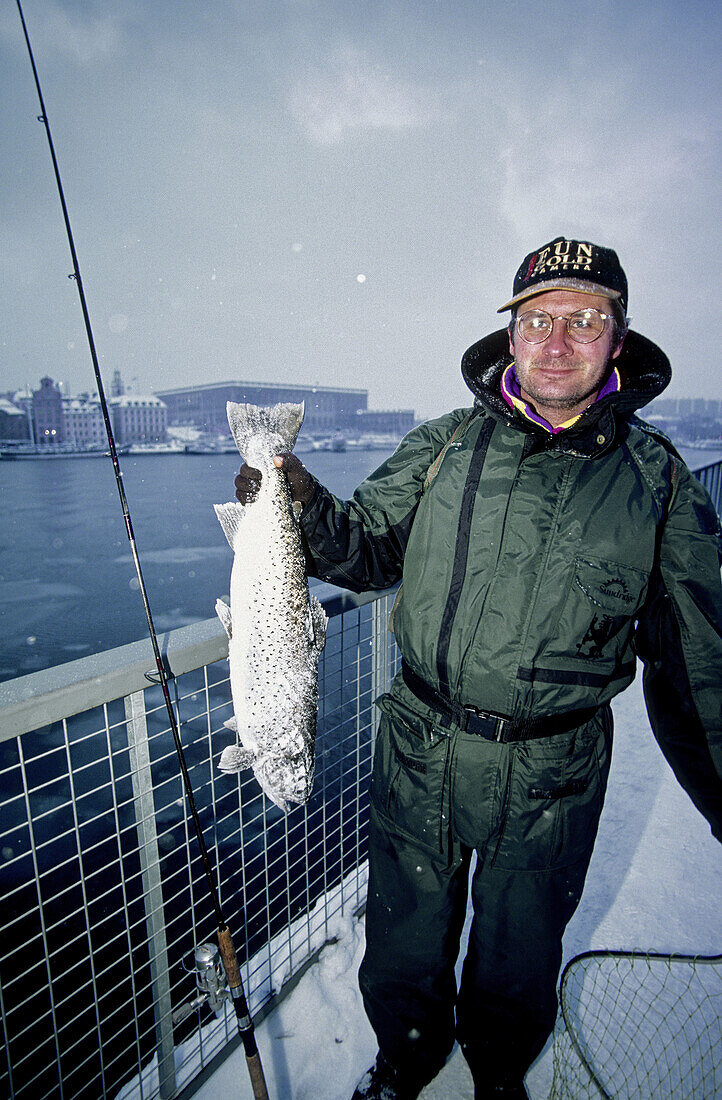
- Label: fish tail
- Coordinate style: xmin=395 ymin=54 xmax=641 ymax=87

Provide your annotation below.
xmin=226 ymin=401 xmax=305 ymax=459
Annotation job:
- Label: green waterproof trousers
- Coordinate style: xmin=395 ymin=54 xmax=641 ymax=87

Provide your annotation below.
xmin=358 ymin=680 xmax=613 ymax=1091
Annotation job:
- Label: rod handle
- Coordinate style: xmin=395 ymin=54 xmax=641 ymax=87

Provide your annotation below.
xmin=217 ymin=925 xmax=242 ymax=990
xmin=217 ymin=927 xmax=270 ymax=1098
xmin=246 ymin=1052 xmax=270 ymax=1100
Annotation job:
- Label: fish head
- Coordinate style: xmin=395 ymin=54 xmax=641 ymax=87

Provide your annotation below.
xmin=255 ymin=751 xmax=314 ymax=812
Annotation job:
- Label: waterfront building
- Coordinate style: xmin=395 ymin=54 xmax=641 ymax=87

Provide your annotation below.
xmin=155 ymin=380 xmax=368 ymax=436
xmin=644 ymin=394 xmax=722 ymax=444
xmin=10 ymin=388 xmax=35 ymax=439
xmin=354 ymin=408 xmax=416 ymax=437
xmin=109 ymin=394 xmax=168 ymax=444
xmin=63 ymin=397 xmax=106 ymax=448
xmin=0 ymin=398 xmax=30 ymax=441
xmin=32 ymin=376 xmax=65 ymax=445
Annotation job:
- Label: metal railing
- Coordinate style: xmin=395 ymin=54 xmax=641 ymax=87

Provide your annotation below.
xmin=693 ymin=457 xmax=722 ymax=517
xmin=0 ymin=585 xmax=401 ymax=1100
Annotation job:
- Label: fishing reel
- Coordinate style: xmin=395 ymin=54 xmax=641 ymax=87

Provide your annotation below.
xmin=172 ymin=943 xmax=230 ymax=1025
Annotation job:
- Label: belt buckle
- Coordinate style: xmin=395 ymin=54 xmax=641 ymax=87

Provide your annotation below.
xmin=464 ymin=705 xmax=509 ymax=742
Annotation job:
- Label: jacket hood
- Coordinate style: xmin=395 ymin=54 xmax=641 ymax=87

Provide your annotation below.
xmin=461 ymin=328 xmax=671 ymax=432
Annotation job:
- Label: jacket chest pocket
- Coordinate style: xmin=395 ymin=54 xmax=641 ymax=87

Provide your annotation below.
xmin=544 ymin=557 xmax=650 ymax=665
xmin=370 ymin=694 xmax=451 ymax=857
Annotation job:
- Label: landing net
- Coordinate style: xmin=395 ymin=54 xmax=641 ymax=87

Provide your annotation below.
xmin=550 ymin=950 xmax=722 ymax=1099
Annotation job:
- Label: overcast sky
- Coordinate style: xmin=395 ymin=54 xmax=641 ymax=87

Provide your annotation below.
xmin=2 ymin=0 xmax=720 ymax=421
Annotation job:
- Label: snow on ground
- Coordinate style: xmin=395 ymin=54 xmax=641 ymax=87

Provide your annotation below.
xmin=193 ymin=674 xmax=721 ymax=1100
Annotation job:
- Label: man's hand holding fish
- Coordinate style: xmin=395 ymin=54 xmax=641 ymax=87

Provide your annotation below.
xmin=234 ymin=452 xmax=314 ymax=506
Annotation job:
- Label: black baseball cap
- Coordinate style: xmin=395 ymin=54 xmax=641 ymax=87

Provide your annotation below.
xmin=497 ymin=236 xmax=628 ymax=313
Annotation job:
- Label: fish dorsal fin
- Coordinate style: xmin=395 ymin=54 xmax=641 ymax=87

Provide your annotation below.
xmin=226 ymin=401 xmax=305 ymax=458
xmin=215 ymin=597 xmax=233 ymax=639
xmin=309 ymin=594 xmax=328 ymax=652
xmin=214 ymin=501 xmax=245 ymax=549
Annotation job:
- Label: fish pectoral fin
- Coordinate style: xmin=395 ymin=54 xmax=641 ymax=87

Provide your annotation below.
xmin=309 ymin=594 xmax=328 ymax=651
xmin=214 ymin=501 xmax=246 ymax=550
xmin=223 ymin=716 xmax=237 ymax=732
xmin=215 ymin=598 xmax=233 ymax=639
xmin=218 ymin=743 xmax=255 ymax=773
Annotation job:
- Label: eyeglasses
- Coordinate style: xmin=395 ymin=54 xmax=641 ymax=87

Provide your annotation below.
xmin=515 ymin=307 xmax=611 ymax=344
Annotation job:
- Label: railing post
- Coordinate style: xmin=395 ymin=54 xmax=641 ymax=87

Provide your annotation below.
xmin=370 ymin=596 xmax=388 ymax=743
xmin=125 ymin=689 xmax=177 ymax=1099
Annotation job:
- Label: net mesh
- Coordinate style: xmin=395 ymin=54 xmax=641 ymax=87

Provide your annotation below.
xmin=550 ymin=951 xmax=722 ymax=1099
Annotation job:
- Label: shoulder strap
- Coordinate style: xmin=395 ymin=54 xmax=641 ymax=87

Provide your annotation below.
xmin=389 ymin=408 xmax=479 ymax=636
xmin=423 ymin=409 xmax=478 ymax=493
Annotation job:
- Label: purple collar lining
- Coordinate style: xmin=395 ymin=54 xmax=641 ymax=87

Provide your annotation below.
xmin=500 ymin=363 xmax=621 ymax=434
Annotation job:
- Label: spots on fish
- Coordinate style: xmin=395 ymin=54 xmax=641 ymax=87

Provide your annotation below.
xmin=214 ymin=402 xmax=328 ymax=812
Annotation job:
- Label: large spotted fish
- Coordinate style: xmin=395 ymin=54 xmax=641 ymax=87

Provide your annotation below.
xmin=214 ymin=402 xmax=327 ymax=811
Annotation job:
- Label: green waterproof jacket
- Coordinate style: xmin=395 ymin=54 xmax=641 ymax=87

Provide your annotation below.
xmin=299 ymin=329 xmax=722 ymax=840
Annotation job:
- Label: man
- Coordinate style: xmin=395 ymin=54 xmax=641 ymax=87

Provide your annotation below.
xmin=235 ymin=237 xmax=722 ymax=1099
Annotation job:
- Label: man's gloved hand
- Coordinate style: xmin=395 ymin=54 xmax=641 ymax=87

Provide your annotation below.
xmin=234 ymin=453 xmax=314 ymax=506
xmin=233 ymin=463 xmax=262 ymax=504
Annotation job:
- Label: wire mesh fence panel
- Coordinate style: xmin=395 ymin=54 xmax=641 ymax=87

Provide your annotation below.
xmin=551 ymin=951 xmax=722 ymax=1099
xmin=0 ymin=701 xmax=158 ymax=1100
xmin=0 ymin=588 xmax=400 ymax=1100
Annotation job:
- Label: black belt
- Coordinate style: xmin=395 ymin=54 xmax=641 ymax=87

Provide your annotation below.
xmin=401 ymin=661 xmax=598 ymax=743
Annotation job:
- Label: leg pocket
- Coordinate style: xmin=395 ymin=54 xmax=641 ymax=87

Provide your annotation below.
xmin=492 ymin=712 xmax=612 ymax=872
xmin=370 ymin=694 xmax=451 ymax=857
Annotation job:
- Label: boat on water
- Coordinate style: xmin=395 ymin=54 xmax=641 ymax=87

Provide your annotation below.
xmin=127 ymin=441 xmax=185 ymax=455
xmin=347 ymin=433 xmax=403 ymax=451
xmin=183 ymin=439 xmax=239 ymax=454
xmin=0 ymin=442 xmax=130 ymax=460
xmin=312 ymin=430 xmax=347 ymax=452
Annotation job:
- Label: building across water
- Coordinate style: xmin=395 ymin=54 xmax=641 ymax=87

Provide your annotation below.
xmin=154 ymin=380 xmax=416 ymax=440
xmin=2 ymin=376 xmax=416 ymax=449
xmin=0 ymin=377 xmax=169 ymax=447
xmin=644 ymin=395 xmax=722 ymax=445
xmin=155 ymin=380 xmax=369 ymax=437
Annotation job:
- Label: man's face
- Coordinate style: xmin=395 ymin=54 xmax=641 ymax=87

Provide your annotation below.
xmin=508 ymin=289 xmax=624 ymax=427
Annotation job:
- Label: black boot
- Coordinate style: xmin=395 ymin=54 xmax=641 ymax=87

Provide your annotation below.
xmin=351 ymin=1052 xmax=424 ymax=1100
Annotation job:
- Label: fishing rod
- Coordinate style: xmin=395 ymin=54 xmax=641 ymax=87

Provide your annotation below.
xmin=15 ymin=4 xmax=269 ymax=1097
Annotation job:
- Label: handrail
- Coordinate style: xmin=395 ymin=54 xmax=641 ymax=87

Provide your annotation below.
xmin=0 ymin=582 xmax=395 ymax=742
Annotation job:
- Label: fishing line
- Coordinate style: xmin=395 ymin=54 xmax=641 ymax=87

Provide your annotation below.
xmin=15 ymin=3 xmax=269 ymax=1096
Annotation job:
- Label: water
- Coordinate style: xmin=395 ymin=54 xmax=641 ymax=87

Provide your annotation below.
xmin=0 ymin=448 xmax=389 ymax=683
